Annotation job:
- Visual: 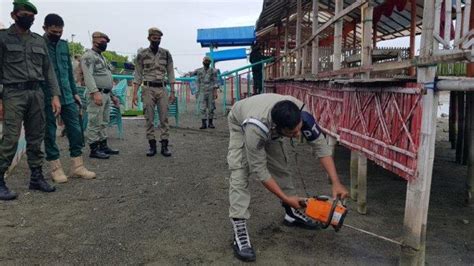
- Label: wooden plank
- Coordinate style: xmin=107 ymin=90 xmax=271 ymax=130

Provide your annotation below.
xmin=296 ymin=0 xmax=302 ymax=75
xmin=449 ymin=91 xmax=458 ymax=149
xmin=401 ymin=0 xmax=439 ymax=263
xmin=444 ymin=0 xmax=452 ymax=46
xmin=361 ymin=2 xmax=374 ymax=79
xmin=350 ymin=151 xmax=359 ymax=200
xmin=284 ymin=16 xmax=290 ymax=77
xmin=455 ymin=0 xmax=462 ymax=47
xmin=456 ymin=92 xmax=466 ymax=163
xmin=357 ymin=153 xmax=367 ymax=214
xmin=312 ymin=0 xmax=319 ymax=75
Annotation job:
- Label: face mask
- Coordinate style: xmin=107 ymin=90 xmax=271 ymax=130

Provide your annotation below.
xmin=150 ymin=41 xmax=160 ymax=49
xmin=48 ymin=34 xmax=61 ymax=43
xmin=16 ymin=15 xmax=34 ymax=30
xmin=97 ymin=42 xmax=107 ymax=52
xmin=203 ymin=62 xmax=210 ymax=68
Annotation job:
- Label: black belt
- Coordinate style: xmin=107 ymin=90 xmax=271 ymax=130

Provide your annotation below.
xmin=143 ymin=80 xmax=166 ymax=87
xmin=98 ymin=88 xmax=111 ymax=93
xmin=5 ymin=81 xmax=40 ymax=90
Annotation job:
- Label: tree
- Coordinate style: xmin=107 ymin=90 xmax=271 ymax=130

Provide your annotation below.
xmin=102 ymin=51 xmax=128 ymax=63
xmin=68 ymin=41 xmax=85 ymax=57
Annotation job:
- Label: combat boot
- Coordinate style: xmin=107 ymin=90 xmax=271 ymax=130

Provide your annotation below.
xmin=147 ymin=139 xmax=157 ymax=157
xmin=160 ymin=139 xmax=172 ymax=157
xmin=231 ymin=218 xmax=256 ymax=262
xmin=208 ymin=119 xmax=215 ymax=129
xmin=200 ymin=119 xmax=207 ymax=129
xmin=0 ymin=172 xmax=17 ymax=201
xmin=282 ymin=203 xmax=320 ymax=229
xmin=100 ymin=139 xmax=119 ymax=155
xmin=69 ymin=156 xmax=96 ymax=179
xmin=89 ymin=142 xmax=110 ymax=159
xmin=50 ymin=159 xmax=68 ymax=183
xmin=29 ymin=167 xmax=56 ymax=193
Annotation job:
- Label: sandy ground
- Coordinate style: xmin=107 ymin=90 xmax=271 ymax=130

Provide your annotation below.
xmin=0 ymin=96 xmax=473 ymax=265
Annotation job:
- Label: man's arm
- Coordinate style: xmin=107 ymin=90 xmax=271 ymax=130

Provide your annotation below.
xmin=42 ymin=43 xmax=61 ymax=97
xmin=65 ymin=45 xmax=78 ymax=96
xmin=81 ymin=53 xmax=98 ymax=94
xmin=166 ymin=51 xmax=175 ymax=95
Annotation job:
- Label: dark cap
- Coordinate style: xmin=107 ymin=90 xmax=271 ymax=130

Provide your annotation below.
xmin=148 ymin=27 xmax=163 ymax=36
xmin=13 ymin=0 xmax=37 ymax=14
xmin=92 ymin=31 xmax=110 ymax=43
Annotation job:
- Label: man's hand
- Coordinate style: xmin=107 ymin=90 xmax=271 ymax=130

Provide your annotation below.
xmin=169 ymin=91 xmax=176 ymax=103
xmin=284 ymin=195 xmax=305 ymax=209
xmin=213 ymin=88 xmax=218 ymax=99
xmin=51 ymin=96 xmax=61 ymax=116
xmin=132 ymin=83 xmax=139 ymax=107
xmin=112 ymin=95 xmax=120 ymax=107
xmin=73 ymin=94 xmax=82 ymax=107
xmin=92 ymin=91 xmax=103 ymax=106
xmin=332 ymin=182 xmax=349 ymax=199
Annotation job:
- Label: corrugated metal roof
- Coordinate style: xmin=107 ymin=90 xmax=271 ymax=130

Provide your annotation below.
xmin=197 ymin=26 xmax=256 ymax=47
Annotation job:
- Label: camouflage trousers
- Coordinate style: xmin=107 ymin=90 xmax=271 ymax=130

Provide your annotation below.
xmin=86 ymin=91 xmax=110 ymax=144
xmin=199 ymin=91 xmax=216 ymax=120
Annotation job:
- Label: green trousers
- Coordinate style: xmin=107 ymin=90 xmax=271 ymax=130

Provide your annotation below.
xmin=86 ymin=91 xmax=110 ymax=144
xmin=0 ymin=87 xmax=45 ymax=173
xmin=44 ymin=101 xmax=83 ymax=161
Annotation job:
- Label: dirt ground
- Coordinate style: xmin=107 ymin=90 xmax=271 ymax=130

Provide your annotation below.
xmin=0 ymin=98 xmax=473 ymax=265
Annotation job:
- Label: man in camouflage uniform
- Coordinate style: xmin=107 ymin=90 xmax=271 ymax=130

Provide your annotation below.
xmin=41 ymin=13 xmax=96 ymax=183
xmin=81 ymin=31 xmax=120 ymax=159
xmin=0 ymin=0 xmax=62 ymax=200
xmin=132 ymin=27 xmax=175 ymax=157
xmin=226 ymin=93 xmax=349 ymax=261
xmin=189 ymin=56 xmax=219 ymax=129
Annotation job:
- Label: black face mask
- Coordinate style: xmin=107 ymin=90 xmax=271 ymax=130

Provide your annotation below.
xmin=97 ymin=42 xmax=107 ymax=52
xmin=203 ymin=62 xmax=210 ymax=68
xmin=150 ymin=41 xmax=160 ymax=49
xmin=16 ymin=15 xmax=34 ymax=30
xmin=47 ymin=34 xmax=61 ymax=43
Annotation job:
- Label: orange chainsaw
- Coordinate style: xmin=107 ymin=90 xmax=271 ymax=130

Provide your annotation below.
xmin=303 ymin=195 xmax=348 ymax=232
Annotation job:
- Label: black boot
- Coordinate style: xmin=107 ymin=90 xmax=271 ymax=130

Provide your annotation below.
xmin=160 ymin=139 xmax=172 ymax=157
xmin=208 ymin=119 xmax=215 ymax=129
xmin=200 ymin=119 xmax=207 ymax=129
xmin=0 ymin=172 xmax=17 ymax=201
xmin=231 ymin=218 xmax=256 ymax=262
xmin=147 ymin=139 xmax=157 ymax=157
xmin=282 ymin=203 xmax=320 ymax=229
xmin=89 ymin=142 xmax=110 ymax=159
xmin=29 ymin=167 xmax=56 ymax=193
xmin=100 ymin=139 xmax=119 ymax=155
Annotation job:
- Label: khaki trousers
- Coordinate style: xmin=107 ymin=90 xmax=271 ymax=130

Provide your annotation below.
xmin=142 ymin=85 xmax=169 ymax=140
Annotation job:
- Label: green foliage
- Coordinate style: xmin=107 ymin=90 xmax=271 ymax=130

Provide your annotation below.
xmin=68 ymin=41 xmax=85 ymax=56
xmin=102 ymin=51 xmax=128 ymax=63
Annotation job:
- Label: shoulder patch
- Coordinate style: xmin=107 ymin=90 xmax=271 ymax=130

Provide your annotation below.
xmin=301 ymin=111 xmax=322 ymax=142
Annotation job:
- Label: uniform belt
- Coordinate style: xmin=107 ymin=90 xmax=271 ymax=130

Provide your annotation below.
xmin=5 ymin=81 xmax=40 ymax=90
xmin=98 ymin=88 xmax=111 ymax=93
xmin=143 ymin=80 xmax=166 ymax=87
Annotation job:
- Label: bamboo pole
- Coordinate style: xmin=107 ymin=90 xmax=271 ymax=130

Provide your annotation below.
xmin=296 ymin=0 xmax=302 ymax=75
xmin=350 ymin=151 xmax=359 ymax=200
xmin=284 ymin=16 xmax=289 ymax=77
xmin=361 ymin=2 xmax=374 ymax=79
xmin=333 ymin=0 xmax=343 ymax=71
xmin=409 ymin=0 xmax=417 ymax=76
xmin=401 ymin=0 xmax=439 ymax=264
xmin=312 ymin=0 xmax=319 ymax=75
xmin=357 ymin=153 xmax=367 ymax=214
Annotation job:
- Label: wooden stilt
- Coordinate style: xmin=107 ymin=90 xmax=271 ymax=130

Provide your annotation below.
xmin=327 ymin=136 xmax=337 ymax=184
xmin=357 ymin=153 xmax=367 ymax=214
xmin=456 ymin=92 xmax=466 ymax=164
xmin=401 ymin=0 xmax=439 ymax=264
xmin=467 ymin=92 xmax=474 ymax=206
xmin=350 ymin=151 xmax=359 ymax=200
xmin=333 ymin=0 xmax=343 ymax=71
xmin=296 ymin=0 xmax=302 ymax=75
xmin=409 ymin=0 xmax=417 ymax=76
xmin=312 ymin=0 xmax=320 ymax=75
xmin=449 ymin=91 xmax=458 ymax=149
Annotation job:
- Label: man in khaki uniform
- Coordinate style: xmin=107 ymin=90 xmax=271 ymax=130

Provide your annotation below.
xmin=81 ymin=31 xmax=120 ymax=159
xmin=188 ymin=56 xmax=219 ymax=129
xmin=0 ymin=0 xmax=62 ymax=200
xmin=132 ymin=27 xmax=175 ymax=157
xmin=227 ymin=93 xmax=349 ymax=261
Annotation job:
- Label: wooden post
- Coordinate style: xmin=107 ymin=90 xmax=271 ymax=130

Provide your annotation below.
xmin=350 ymin=151 xmax=359 ymax=200
xmin=296 ymin=0 xmax=302 ymax=75
xmin=302 ymin=46 xmax=308 ymax=75
xmin=456 ymin=92 xmax=466 ymax=163
xmin=333 ymin=0 xmax=343 ymax=71
xmin=277 ymin=25 xmax=282 ymax=78
xmin=401 ymin=0 xmax=439 ymax=264
xmin=449 ymin=91 xmax=458 ymax=149
xmin=312 ymin=0 xmax=320 ymax=75
xmin=361 ymin=2 xmax=374 ymax=79
xmin=284 ymin=17 xmax=289 ymax=77
xmin=467 ymin=92 xmax=474 ymax=206
xmin=372 ymin=22 xmax=377 ymax=49
xmin=409 ymin=0 xmax=417 ymax=76
xmin=357 ymin=152 xmax=367 ymax=214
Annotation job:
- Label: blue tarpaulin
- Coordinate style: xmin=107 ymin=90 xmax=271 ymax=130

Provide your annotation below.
xmin=206 ymin=48 xmax=247 ymax=62
xmin=197 ymin=26 xmax=255 ymax=47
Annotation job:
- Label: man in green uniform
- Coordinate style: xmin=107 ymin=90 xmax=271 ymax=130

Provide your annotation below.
xmin=188 ymin=56 xmax=219 ymax=129
xmin=80 ymin=31 xmax=120 ymax=159
xmin=42 ymin=13 xmax=96 ymax=183
xmin=227 ymin=93 xmax=349 ymax=261
xmin=249 ymin=44 xmax=271 ymax=95
xmin=0 ymin=0 xmax=62 ymax=200
xmin=132 ymin=27 xmax=175 ymax=157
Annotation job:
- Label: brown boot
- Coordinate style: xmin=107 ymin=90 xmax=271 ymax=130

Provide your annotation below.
xmin=69 ymin=156 xmax=96 ymax=179
xmin=50 ymin=159 xmax=68 ymax=183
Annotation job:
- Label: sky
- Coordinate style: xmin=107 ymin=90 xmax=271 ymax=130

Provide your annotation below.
xmin=0 ymin=0 xmax=263 ymax=75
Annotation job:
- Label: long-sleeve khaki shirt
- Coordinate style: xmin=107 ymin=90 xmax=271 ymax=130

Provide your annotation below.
xmin=0 ymin=24 xmax=60 ymax=96
xmin=133 ymin=47 xmax=175 ymax=85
